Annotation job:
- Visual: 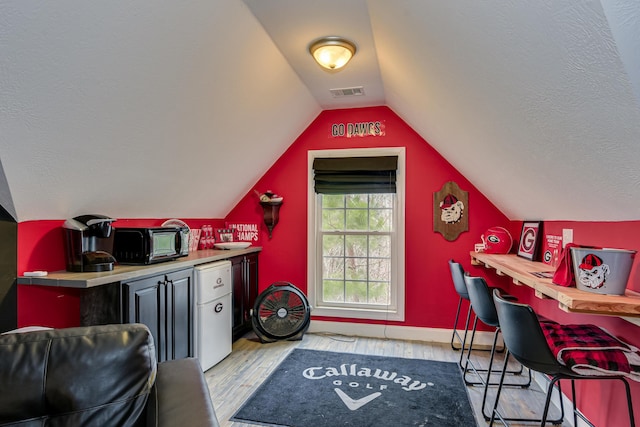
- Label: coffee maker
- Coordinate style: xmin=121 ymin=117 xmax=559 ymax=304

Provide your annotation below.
xmin=63 ymin=214 xmax=117 ymax=272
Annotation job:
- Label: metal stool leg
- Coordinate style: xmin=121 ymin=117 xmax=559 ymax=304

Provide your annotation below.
xmin=478 ymin=327 xmax=531 ymax=420
xmin=623 ymin=378 xmax=636 ymax=427
xmin=463 ymin=316 xmax=528 ymax=387
xmin=457 ymin=304 xmax=474 ymax=370
xmin=539 ymin=376 xmax=566 ymax=426
xmin=557 ymin=377 xmax=635 ymax=427
xmin=490 ymin=351 xmax=565 ymax=426
xmin=450 ymin=296 xmax=465 ymax=351
xmin=571 ymin=380 xmax=578 ymax=427
xmin=457 ymin=306 xmax=502 ymax=374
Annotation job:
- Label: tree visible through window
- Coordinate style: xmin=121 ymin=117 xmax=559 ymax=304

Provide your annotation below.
xmin=308 ymin=148 xmax=405 ymax=322
xmin=319 ymin=193 xmax=393 ymax=307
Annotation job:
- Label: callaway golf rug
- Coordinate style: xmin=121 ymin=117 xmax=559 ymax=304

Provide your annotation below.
xmin=231 ymin=348 xmax=477 ymax=427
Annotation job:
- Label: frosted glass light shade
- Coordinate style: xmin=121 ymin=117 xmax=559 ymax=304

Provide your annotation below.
xmin=309 ymin=37 xmax=357 ymax=70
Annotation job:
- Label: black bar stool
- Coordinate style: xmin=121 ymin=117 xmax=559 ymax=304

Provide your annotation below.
xmin=448 ymin=259 xmax=473 ymax=353
xmin=491 ymin=289 xmax=635 ymax=427
xmin=463 ymin=275 xmax=531 ymax=420
xmin=448 ymin=260 xmax=495 ymax=375
xmin=449 ymin=259 xmax=504 ymax=385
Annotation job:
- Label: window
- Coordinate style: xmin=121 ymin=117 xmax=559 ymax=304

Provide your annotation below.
xmin=307 ymin=148 xmax=405 ymax=321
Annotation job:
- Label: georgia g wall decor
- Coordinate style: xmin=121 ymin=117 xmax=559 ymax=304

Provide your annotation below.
xmin=433 ymin=181 xmax=468 ymax=241
xmin=517 ymin=221 xmax=542 ymax=261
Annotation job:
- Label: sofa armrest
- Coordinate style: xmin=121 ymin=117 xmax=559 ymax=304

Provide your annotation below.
xmin=154 ymin=358 xmax=220 ymax=427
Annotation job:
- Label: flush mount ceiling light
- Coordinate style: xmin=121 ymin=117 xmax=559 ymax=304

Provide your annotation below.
xmin=308 ymin=36 xmax=357 ymax=71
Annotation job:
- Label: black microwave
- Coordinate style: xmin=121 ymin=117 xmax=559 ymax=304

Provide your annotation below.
xmin=113 ymin=226 xmax=189 ymax=265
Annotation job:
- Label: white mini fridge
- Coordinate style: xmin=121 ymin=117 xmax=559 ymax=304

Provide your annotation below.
xmin=194 ymin=260 xmax=232 ymax=372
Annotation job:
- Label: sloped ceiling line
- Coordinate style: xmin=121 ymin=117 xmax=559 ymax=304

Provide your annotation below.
xmin=600 ymin=0 xmax=640 ymax=107
xmin=2 ymin=0 xmax=640 ymax=222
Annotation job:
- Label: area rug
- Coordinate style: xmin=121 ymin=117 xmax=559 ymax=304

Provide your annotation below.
xmin=231 ymin=348 xmax=477 ymax=427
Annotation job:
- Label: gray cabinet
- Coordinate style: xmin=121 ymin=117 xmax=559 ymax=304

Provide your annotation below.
xmin=46 ymin=250 xmax=261 ymax=352
xmin=123 ymin=268 xmax=193 ymax=362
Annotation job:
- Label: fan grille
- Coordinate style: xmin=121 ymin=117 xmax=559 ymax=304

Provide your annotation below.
xmin=257 ymin=289 xmax=307 ymax=338
xmin=252 ymin=282 xmax=311 ymax=342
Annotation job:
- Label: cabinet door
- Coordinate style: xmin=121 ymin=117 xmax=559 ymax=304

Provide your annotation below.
xmin=231 ymin=253 xmax=260 ymax=341
xmin=123 ymin=275 xmax=166 ymax=362
xmin=166 ymin=269 xmax=193 ymax=360
xmin=244 ymin=253 xmax=259 ymax=323
xmin=230 ymin=256 xmax=245 ymax=340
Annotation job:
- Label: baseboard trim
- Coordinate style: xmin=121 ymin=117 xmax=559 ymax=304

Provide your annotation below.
xmin=307 ymin=320 xmax=498 ymax=350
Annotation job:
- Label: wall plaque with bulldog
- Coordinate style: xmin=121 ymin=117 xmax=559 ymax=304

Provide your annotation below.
xmin=433 ymin=181 xmax=468 ymax=241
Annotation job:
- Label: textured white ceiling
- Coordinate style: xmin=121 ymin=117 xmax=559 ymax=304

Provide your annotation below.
xmin=369 ymin=0 xmax=640 ymax=221
xmin=0 ymin=1 xmax=320 ymax=221
xmin=601 ymin=0 xmax=640 ymax=103
xmin=245 ymin=0 xmax=640 ymax=221
xmin=244 ymin=0 xmax=385 ymax=109
xmin=1 ymin=0 xmax=640 ymax=222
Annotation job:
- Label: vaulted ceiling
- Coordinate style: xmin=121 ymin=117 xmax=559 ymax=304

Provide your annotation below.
xmin=1 ymin=1 xmax=640 ymax=222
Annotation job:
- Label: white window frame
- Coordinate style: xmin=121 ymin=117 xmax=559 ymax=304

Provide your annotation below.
xmin=307 ymin=147 xmax=405 ymax=321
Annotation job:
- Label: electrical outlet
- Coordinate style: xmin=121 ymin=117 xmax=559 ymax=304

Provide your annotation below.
xmin=562 ymin=229 xmax=573 ymax=246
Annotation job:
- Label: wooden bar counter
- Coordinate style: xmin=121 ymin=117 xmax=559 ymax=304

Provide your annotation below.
xmin=470 ymin=252 xmax=640 ymax=318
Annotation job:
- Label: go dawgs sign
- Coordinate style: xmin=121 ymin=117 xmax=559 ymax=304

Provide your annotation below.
xmin=330 ymin=121 xmax=385 ymax=138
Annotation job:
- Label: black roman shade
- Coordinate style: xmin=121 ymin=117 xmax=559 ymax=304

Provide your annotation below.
xmin=313 ymin=156 xmax=398 ymax=194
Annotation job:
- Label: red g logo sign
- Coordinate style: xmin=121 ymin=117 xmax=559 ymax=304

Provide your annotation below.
xmin=517 ymin=222 xmax=541 ymax=260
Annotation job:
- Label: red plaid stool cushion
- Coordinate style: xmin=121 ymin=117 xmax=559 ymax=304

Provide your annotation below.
xmin=540 ymin=322 xmax=640 ymax=381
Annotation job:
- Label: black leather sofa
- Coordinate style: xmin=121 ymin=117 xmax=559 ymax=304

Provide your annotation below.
xmin=0 ymin=323 xmax=220 ymax=427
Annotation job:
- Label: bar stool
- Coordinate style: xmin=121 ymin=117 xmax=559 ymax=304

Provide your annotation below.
xmin=463 ymin=275 xmax=531 ymax=420
xmin=449 ymin=260 xmax=496 ymax=376
xmin=449 ymin=259 xmax=504 ymax=374
xmin=448 ymin=259 xmax=472 ymax=353
xmin=491 ymin=289 xmax=635 ymax=427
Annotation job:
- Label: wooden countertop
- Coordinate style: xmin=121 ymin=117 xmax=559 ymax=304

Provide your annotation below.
xmin=17 ymin=247 xmax=262 ymax=289
xmin=470 ymin=251 xmax=640 ymax=318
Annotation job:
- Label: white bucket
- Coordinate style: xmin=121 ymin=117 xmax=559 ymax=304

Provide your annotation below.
xmin=570 ymin=247 xmax=636 ymax=295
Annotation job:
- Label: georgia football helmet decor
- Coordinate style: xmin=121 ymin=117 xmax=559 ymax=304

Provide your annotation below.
xmin=481 ymin=226 xmax=513 ymax=254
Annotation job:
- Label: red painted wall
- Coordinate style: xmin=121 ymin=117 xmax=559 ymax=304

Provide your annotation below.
xmin=17 ymin=217 xmax=224 ymax=328
xmin=224 ymin=107 xmax=640 ymax=426
xmin=225 ymin=106 xmax=513 ymax=328
xmin=469 ymin=222 xmax=640 ymax=427
xmin=15 ymin=106 xmax=640 ymax=426
xmin=16 ymin=107 xmax=513 ymax=330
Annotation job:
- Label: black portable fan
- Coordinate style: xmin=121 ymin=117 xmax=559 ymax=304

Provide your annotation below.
xmin=251 ymin=281 xmax=311 ymax=343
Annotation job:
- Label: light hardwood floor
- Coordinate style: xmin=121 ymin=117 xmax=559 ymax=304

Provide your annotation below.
xmin=204 ymin=332 xmax=570 ymax=427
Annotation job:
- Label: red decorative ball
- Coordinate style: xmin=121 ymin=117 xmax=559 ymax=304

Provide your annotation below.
xmin=482 ymin=227 xmax=513 ymax=254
